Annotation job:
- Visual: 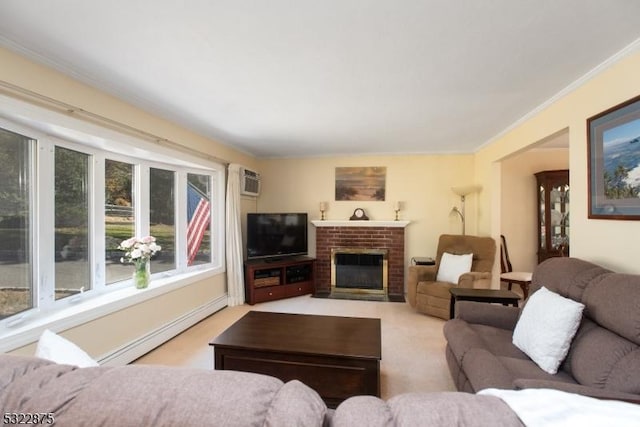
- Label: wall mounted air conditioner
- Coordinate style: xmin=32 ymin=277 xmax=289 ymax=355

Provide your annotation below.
xmin=240 ymin=167 xmax=261 ymax=197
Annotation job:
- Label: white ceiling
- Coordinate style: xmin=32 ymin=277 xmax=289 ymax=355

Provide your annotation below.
xmin=1 ymin=1 xmax=639 ymax=158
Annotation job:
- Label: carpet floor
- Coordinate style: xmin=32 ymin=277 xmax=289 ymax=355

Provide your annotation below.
xmin=133 ymin=294 xmax=456 ymax=400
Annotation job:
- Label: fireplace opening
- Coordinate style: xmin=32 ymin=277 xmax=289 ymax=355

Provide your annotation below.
xmin=331 ymin=248 xmax=388 ymax=296
xmin=335 ymin=253 xmax=383 ymax=290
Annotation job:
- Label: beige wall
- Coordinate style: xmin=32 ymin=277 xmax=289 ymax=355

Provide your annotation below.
xmin=9 ymin=276 xmax=226 ymax=358
xmin=256 ymin=154 xmax=477 ymax=283
xmin=476 ymin=49 xmax=640 ymax=274
xmin=501 ymin=148 xmax=569 ymax=273
xmin=1 ymin=47 xmax=255 ymax=356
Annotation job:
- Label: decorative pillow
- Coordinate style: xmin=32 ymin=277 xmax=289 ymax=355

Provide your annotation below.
xmin=35 ymin=329 xmax=99 ymax=368
xmin=512 ymin=287 xmax=584 ymax=374
xmin=436 ymin=252 xmax=473 ymax=284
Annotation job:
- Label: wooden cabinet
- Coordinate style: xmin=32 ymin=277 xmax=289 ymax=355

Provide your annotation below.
xmin=535 ymin=170 xmax=569 ymax=263
xmin=244 ymin=257 xmax=315 ymax=305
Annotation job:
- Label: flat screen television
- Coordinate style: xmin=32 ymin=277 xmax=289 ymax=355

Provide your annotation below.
xmin=246 ymin=213 xmax=308 ymax=260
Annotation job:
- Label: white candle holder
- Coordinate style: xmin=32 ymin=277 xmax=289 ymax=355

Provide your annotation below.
xmin=319 ymin=202 xmax=327 ymax=220
xmin=394 ymin=201 xmax=401 ymax=221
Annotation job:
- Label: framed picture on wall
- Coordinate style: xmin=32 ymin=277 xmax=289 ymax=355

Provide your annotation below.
xmin=335 ymin=167 xmax=386 ymax=201
xmin=587 ymin=94 xmax=640 ymax=220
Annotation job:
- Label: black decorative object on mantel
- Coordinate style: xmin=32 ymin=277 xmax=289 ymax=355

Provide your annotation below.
xmin=350 ymin=208 xmax=369 ymax=220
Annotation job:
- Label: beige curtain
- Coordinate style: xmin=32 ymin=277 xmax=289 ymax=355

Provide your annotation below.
xmin=225 ymin=164 xmax=244 ymax=306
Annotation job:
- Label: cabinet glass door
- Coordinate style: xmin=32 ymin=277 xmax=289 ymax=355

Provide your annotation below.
xmin=550 ymin=185 xmax=569 ymax=255
xmin=535 ymin=170 xmax=569 ymax=263
xmin=539 ymin=185 xmax=546 ymax=251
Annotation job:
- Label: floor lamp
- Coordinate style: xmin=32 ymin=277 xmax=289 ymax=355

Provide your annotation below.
xmin=450 ymin=185 xmax=481 ymax=235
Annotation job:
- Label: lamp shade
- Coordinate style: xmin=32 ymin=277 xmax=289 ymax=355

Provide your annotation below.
xmin=451 ymin=185 xmax=481 ymax=197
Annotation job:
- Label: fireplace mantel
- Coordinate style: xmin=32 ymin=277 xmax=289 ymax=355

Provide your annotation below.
xmin=311 ymin=220 xmax=410 ymax=228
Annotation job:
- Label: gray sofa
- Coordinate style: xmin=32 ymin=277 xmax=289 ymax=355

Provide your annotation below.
xmin=0 ymin=354 xmax=524 ymax=426
xmin=443 ymin=257 xmax=640 ymax=401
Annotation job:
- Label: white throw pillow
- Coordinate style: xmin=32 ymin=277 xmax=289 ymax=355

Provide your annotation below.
xmin=35 ymin=329 xmax=99 ymax=368
xmin=512 ymin=287 xmax=584 ymax=374
xmin=436 ymin=252 xmax=473 ymax=284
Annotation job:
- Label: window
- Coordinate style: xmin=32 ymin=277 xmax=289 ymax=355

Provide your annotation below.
xmin=55 ymin=146 xmax=91 ymax=298
xmin=150 ymin=168 xmax=176 ymax=273
xmin=105 ymin=159 xmax=135 ymax=285
xmin=0 ymin=128 xmax=33 ymax=319
xmin=0 ymin=116 xmax=223 ymax=330
xmin=187 ymin=173 xmax=212 ymax=266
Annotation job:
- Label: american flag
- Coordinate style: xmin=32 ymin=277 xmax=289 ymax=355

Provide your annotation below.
xmin=187 ymin=183 xmax=211 ymax=265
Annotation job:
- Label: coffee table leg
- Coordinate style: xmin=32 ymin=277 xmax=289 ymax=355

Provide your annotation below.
xmin=449 ymin=296 xmax=456 ymax=319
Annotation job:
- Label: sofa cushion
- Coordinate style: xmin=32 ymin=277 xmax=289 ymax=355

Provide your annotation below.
xmin=461 ymin=348 xmax=515 ymax=391
xmin=498 ymin=356 xmax=576 ymax=385
xmin=333 ymin=392 xmax=524 ymax=427
xmin=436 ymin=252 xmax=472 ymax=283
xmin=388 ymin=392 xmax=524 ymax=427
xmin=469 ymin=325 xmax=528 ymax=359
xmin=512 ymin=287 xmax=584 ymax=374
xmin=332 ymin=395 xmax=393 ymax=427
xmin=455 ymin=301 xmax=520 ymax=331
xmin=564 ymin=318 xmax=640 ymax=394
xmin=444 ymin=319 xmax=493 ymax=363
xmin=582 ymin=273 xmax=640 ymax=346
xmin=444 ymin=319 xmax=528 ymax=361
xmin=265 ymin=379 xmax=327 ymax=427
xmin=529 ymin=257 xmax=610 ymax=302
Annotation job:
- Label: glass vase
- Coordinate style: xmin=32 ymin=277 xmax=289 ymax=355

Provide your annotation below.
xmin=133 ymin=260 xmax=150 ymax=289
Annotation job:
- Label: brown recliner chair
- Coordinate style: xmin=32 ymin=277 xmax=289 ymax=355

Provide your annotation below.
xmin=407 ymin=234 xmax=496 ymax=319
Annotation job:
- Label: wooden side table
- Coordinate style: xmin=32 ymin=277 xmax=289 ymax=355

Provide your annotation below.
xmin=449 ymin=288 xmax=520 ymax=319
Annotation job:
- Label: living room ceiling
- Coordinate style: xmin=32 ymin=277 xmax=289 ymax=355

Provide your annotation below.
xmin=1 ymin=1 xmax=640 ymax=158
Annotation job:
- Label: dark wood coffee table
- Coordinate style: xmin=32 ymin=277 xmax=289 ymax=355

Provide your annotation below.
xmin=449 ymin=288 xmax=520 ymax=319
xmin=209 ymin=311 xmax=381 ymax=408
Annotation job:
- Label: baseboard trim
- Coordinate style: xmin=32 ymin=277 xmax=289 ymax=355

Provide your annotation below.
xmin=97 ymin=295 xmax=228 ymax=366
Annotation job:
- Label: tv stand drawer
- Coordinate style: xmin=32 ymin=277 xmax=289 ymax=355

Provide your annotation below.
xmin=252 ymin=282 xmax=312 ymax=302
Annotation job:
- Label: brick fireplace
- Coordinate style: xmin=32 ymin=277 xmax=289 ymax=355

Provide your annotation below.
xmin=311 ymin=220 xmax=409 ymax=302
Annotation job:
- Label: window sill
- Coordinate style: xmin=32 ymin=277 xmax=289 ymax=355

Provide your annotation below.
xmin=0 ymin=267 xmax=223 ymax=353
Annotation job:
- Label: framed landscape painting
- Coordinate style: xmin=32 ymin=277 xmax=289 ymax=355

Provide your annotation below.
xmin=335 ymin=167 xmax=386 ymax=201
xmin=587 ymin=94 xmax=640 ymax=220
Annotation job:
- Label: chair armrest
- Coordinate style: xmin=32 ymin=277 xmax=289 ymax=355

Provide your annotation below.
xmin=407 ymin=265 xmax=437 ymax=307
xmin=455 ymin=301 xmax=520 ymax=330
xmin=458 ymin=271 xmax=492 ymax=289
xmin=513 ymin=379 xmax=640 ymax=404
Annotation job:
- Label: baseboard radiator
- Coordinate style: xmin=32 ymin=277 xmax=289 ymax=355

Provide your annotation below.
xmin=97 ymin=295 xmax=228 ymax=366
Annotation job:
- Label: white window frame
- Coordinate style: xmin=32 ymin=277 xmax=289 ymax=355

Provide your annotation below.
xmin=0 ymin=96 xmax=226 ymax=352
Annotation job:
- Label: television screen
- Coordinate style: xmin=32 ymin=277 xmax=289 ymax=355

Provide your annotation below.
xmin=246 ymin=213 xmax=308 ymax=260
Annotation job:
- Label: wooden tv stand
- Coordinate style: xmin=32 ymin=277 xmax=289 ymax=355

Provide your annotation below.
xmin=244 ymin=256 xmax=315 ymax=305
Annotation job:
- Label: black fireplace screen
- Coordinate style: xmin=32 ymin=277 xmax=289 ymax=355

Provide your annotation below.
xmin=335 ymin=253 xmax=383 ymax=290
